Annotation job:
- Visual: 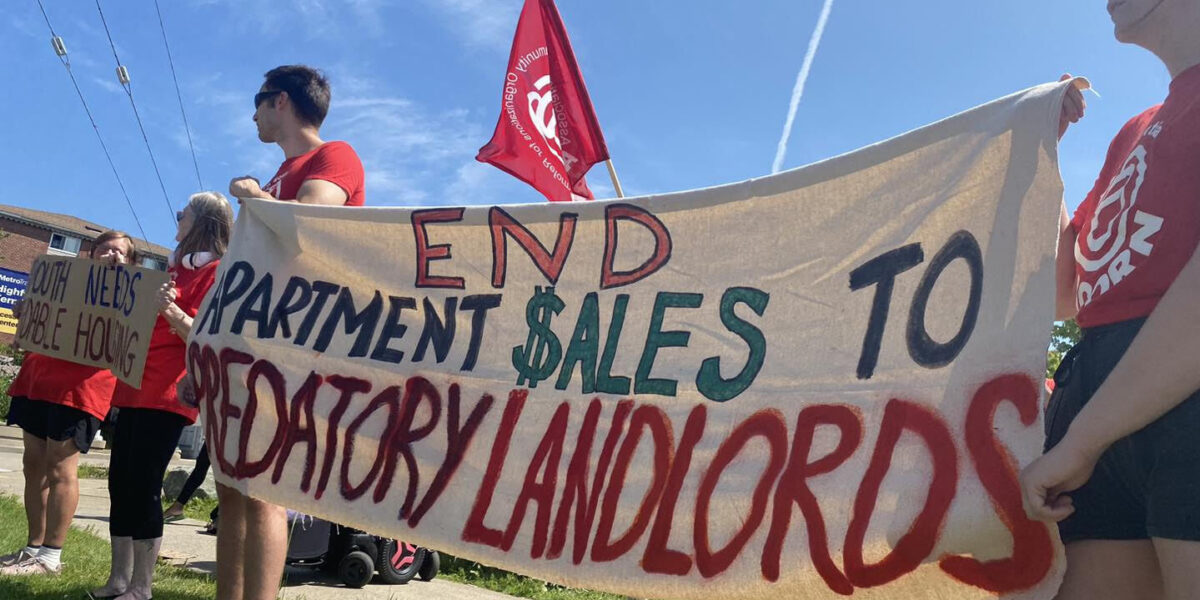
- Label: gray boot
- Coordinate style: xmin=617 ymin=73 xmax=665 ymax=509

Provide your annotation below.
xmin=90 ymin=536 xmax=133 ymax=599
xmin=114 ymin=537 xmax=161 ymax=600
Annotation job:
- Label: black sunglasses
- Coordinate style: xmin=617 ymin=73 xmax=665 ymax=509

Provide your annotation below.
xmin=176 ymin=210 xmax=185 ymax=222
xmin=254 ymin=90 xmax=284 ymax=108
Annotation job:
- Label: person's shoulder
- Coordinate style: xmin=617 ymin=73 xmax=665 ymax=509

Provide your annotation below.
xmin=314 ymin=141 xmax=364 ymax=172
xmin=318 ymin=140 xmax=362 ymax=159
xmin=177 ymin=260 xmax=220 ymax=298
xmin=193 ymin=258 xmax=221 ymax=279
xmin=1102 ymin=105 xmax=1162 ymax=149
xmin=173 ymin=254 xmax=220 ymax=283
xmin=1121 ymin=105 xmax=1162 ymax=132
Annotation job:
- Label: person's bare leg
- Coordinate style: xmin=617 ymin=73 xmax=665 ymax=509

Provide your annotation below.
xmin=1055 ymin=539 xmax=1163 ymax=600
xmin=1153 ymin=538 xmax=1200 ymax=600
xmin=215 ymin=483 xmax=246 ymax=600
xmin=43 ymin=439 xmax=80 ymax=548
xmin=21 ymin=433 xmax=49 ymax=547
xmin=242 ymin=498 xmax=287 ymax=600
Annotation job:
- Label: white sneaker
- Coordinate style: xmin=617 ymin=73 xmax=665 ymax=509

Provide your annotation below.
xmin=0 ymin=549 xmax=36 ymax=567
xmin=0 ymin=556 xmax=62 ymax=576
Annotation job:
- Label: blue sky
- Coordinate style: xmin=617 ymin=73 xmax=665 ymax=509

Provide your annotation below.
xmin=1 ymin=0 xmax=1174 ymax=250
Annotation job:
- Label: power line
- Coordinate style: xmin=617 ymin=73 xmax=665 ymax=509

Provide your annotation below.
xmin=95 ymin=0 xmax=178 ymax=226
xmin=34 ymin=0 xmax=151 ymax=245
xmin=153 ymin=0 xmax=203 ymax=189
xmin=35 ymin=0 xmax=55 ymax=35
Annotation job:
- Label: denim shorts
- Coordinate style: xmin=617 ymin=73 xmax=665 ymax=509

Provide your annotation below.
xmin=1044 ymin=317 xmax=1200 ymax=542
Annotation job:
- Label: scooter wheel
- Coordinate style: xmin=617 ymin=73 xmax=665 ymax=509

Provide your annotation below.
xmin=338 ymin=550 xmax=374 ymax=588
xmin=418 ymin=550 xmax=440 ymax=581
xmin=376 ymin=540 xmax=425 ymax=584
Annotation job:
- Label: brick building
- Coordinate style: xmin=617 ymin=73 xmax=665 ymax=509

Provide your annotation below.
xmin=0 ymin=203 xmax=171 ymax=343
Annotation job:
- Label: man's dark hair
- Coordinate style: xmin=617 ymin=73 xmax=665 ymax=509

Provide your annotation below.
xmin=263 ymin=65 xmax=331 ymax=127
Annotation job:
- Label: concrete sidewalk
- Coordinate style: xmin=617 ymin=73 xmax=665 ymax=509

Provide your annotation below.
xmin=0 ymin=423 xmax=516 ymax=600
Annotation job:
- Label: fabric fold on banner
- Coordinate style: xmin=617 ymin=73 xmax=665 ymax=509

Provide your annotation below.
xmin=191 ymin=80 xmax=1077 ymax=600
xmin=476 ymin=0 xmax=610 ymax=202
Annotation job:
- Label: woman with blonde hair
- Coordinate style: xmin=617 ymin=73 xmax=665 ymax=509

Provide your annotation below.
xmin=0 ymin=231 xmax=139 ymax=576
xmin=90 ymin=192 xmax=233 ymax=600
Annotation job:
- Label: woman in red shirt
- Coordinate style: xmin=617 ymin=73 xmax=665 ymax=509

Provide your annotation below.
xmin=90 ymin=191 xmax=233 ymax=600
xmin=0 ymin=231 xmax=138 ymax=576
xmin=1021 ymin=2 xmax=1200 ymax=597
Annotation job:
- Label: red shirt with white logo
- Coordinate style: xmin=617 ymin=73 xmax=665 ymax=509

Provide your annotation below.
xmin=1071 ymin=64 xmax=1200 ymax=328
xmin=111 ymin=255 xmax=219 ymax=422
xmin=261 ymin=141 xmax=365 ymax=206
xmin=9 ymin=353 xmax=117 ymax=421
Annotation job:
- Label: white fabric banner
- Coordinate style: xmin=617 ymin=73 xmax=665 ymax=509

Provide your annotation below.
xmin=190 ymin=81 xmax=1073 ymax=599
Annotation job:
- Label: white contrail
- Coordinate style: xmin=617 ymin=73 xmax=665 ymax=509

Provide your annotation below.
xmin=772 ymin=0 xmax=836 ymax=174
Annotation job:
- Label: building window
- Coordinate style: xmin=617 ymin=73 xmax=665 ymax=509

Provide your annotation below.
xmin=48 ymin=233 xmax=82 ymax=256
xmin=140 ymin=257 xmax=167 ymax=271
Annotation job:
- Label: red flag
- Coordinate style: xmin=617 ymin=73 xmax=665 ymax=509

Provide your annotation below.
xmin=476 ymin=0 xmax=610 ymax=202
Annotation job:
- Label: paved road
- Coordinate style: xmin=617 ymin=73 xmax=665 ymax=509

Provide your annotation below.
xmin=0 ymin=423 xmax=517 ymax=600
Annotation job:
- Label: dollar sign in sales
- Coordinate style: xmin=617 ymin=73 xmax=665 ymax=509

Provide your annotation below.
xmin=512 ymin=286 xmax=564 ymax=387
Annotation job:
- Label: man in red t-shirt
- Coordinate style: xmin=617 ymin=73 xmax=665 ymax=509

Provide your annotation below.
xmin=228 ymin=64 xmax=365 ymax=207
xmin=1021 ymin=2 xmax=1200 ymax=598
xmin=221 ymin=65 xmax=365 ymax=600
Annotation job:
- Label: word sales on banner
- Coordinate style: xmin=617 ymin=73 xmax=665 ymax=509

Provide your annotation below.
xmin=18 ymin=255 xmax=169 ymax=387
xmin=190 ymin=81 xmax=1076 ymax=599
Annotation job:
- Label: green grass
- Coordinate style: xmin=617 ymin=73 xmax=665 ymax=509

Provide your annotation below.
xmin=0 ymin=493 xmax=216 ymax=599
xmin=436 ymin=554 xmax=624 ymax=600
xmin=77 ymin=463 xmax=109 ymax=480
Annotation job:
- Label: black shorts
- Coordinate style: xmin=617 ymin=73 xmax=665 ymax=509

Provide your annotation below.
xmin=1045 ymin=318 xmax=1200 ymax=542
xmin=5 ymin=396 xmax=101 ymax=454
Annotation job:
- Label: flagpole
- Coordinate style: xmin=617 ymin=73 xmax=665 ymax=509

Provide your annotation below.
xmin=604 ymin=159 xmax=625 ymax=198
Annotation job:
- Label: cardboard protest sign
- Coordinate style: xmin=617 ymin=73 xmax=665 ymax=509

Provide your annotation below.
xmin=16 ymin=255 xmax=169 ymax=387
xmin=190 ymin=81 xmax=1073 ymax=599
xmin=0 ymin=267 xmax=28 ymax=335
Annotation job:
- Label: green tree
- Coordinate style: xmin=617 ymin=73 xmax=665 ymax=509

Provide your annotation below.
xmin=1046 ymin=319 xmax=1082 ymax=378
